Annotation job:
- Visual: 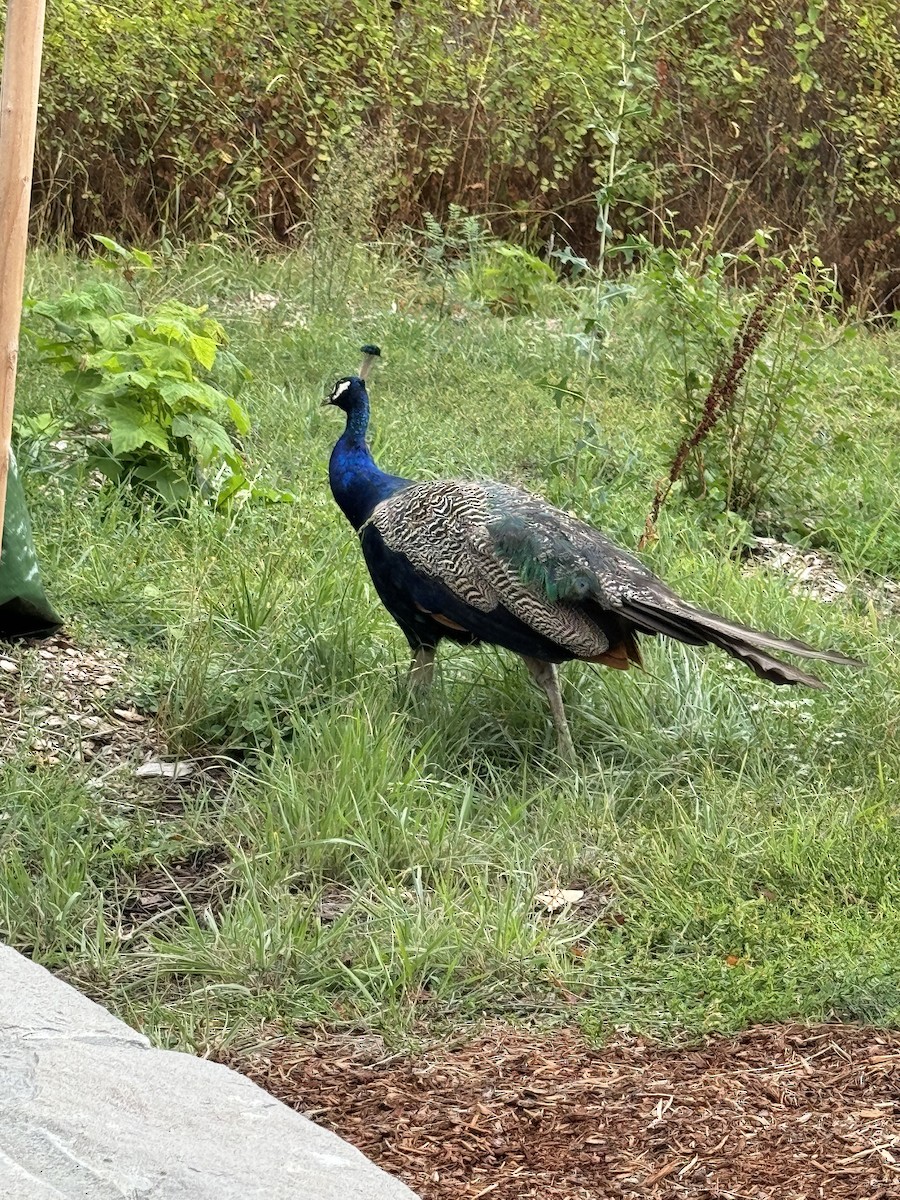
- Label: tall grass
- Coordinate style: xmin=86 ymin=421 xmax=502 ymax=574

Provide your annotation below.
xmin=4 ymin=245 xmax=899 ymax=1050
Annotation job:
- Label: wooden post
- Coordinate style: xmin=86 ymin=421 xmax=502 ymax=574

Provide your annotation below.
xmin=0 ymin=0 xmax=47 ymax=551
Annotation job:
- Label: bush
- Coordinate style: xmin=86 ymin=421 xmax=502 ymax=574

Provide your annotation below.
xmin=22 ymin=239 xmax=292 ymax=508
xmin=23 ymin=0 xmax=900 ymax=307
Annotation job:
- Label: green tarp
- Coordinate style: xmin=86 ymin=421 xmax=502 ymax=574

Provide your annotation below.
xmin=0 ymin=450 xmax=61 ymax=639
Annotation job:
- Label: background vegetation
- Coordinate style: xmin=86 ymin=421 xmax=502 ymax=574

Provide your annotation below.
xmin=24 ymin=0 xmax=900 ymax=308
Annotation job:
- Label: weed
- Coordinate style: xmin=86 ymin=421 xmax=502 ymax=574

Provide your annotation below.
xmin=414 ymin=208 xmax=556 ymax=316
xmin=633 ymin=232 xmax=847 ymax=533
xmin=25 ymin=1 xmax=900 ymax=306
xmin=307 ymin=123 xmax=399 ymax=311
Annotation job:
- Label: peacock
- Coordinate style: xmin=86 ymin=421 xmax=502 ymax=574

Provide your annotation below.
xmin=325 ymin=347 xmax=861 ymax=756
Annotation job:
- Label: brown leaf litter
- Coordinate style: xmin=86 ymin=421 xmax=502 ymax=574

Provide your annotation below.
xmin=224 ymin=1022 xmax=900 ymax=1199
xmin=0 ymin=634 xmax=158 ymax=770
xmin=118 ymin=846 xmax=234 ymax=936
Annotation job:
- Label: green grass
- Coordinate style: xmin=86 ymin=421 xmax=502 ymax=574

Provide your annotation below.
xmin=5 ymin=246 xmax=900 ymax=1051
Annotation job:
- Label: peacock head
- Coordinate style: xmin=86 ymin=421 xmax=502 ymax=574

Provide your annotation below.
xmin=323 ymin=375 xmax=368 ymax=413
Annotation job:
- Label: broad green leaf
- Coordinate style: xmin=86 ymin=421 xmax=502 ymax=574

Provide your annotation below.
xmin=131 ymin=248 xmax=155 ymax=269
xmin=88 ymin=313 xmax=140 ymax=347
xmin=107 ymin=404 xmax=171 ymax=455
xmin=214 ymin=469 xmax=248 ymax=504
xmin=62 ymin=367 xmax=104 ymax=395
xmin=218 ymin=348 xmax=253 ymax=382
xmin=227 ymin=396 xmax=251 ymax=435
xmin=88 ymin=367 xmax=158 ymax=400
xmin=93 ymin=234 xmax=131 ymax=259
xmin=132 ymin=463 xmax=191 ymax=506
xmin=189 ymin=334 xmax=217 ymax=371
xmin=120 ymin=369 xmax=158 ymax=390
xmin=85 ymin=375 xmax=133 ymax=402
xmin=87 ymin=455 xmax=126 ymax=483
xmin=159 ymin=379 xmax=224 ymax=411
xmin=82 ymin=348 xmax=128 ymax=373
xmin=170 ymin=412 xmax=235 ymax=461
xmin=137 ymin=342 xmax=194 ymax=378
xmin=152 ymin=318 xmax=193 ymax=344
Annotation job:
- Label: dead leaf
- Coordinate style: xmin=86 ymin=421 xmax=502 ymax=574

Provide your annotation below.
xmin=114 ymin=707 xmax=147 ymax=723
xmin=135 ymin=759 xmax=194 ymax=781
xmin=535 ymin=888 xmax=585 ymax=913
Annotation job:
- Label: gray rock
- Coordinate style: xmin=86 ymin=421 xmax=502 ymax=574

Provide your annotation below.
xmin=0 ymin=944 xmax=419 ymax=1199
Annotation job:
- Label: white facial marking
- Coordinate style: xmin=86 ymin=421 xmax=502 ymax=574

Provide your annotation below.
xmin=331 ymin=379 xmax=352 ymax=402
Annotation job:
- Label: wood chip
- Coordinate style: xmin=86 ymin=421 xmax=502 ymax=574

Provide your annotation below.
xmin=135 ymin=759 xmax=194 ymax=780
xmin=534 ymin=888 xmax=585 ymax=913
xmin=113 ymin=707 xmax=147 ymax=723
xmin=220 ymin=1023 xmax=900 ymax=1200
xmin=642 ymin=1159 xmax=680 ymax=1185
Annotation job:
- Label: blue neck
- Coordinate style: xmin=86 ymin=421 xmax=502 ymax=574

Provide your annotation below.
xmin=328 ymin=390 xmax=409 ymax=529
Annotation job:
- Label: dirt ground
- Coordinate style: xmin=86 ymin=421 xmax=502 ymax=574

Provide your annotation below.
xmin=226 ymin=1022 xmax=900 ymax=1199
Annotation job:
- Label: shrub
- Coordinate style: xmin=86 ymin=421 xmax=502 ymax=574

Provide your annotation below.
xmin=22 ymin=240 xmax=292 ymax=508
xmin=25 ymin=1 xmax=900 ymax=307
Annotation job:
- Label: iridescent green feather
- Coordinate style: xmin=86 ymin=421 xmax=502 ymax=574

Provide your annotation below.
xmin=484 ymin=488 xmax=602 ymax=604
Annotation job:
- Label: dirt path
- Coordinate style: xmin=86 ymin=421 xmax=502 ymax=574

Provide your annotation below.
xmin=225 ymin=1022 xmax=900 ymax=1199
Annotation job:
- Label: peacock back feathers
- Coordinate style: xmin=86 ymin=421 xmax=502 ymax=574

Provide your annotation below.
xmin=367 ymin=479 xmax=644 ymax=660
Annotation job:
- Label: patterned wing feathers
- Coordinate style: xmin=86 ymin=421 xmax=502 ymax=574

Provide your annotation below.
xmin=368 ymin=480 xmax=613 ymax=658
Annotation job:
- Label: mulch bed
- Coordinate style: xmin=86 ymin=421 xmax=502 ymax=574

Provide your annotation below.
xmin=225 ymin=1022 xmax=900 ymax=1199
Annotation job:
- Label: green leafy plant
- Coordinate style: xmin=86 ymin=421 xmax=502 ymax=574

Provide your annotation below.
xmin=24 ymin=242 xmax=292 ymax=509
xmin=416 ymin=206 xmax=492 ymax=315
xmin=13 ymin=410 xmax=65 ymax=469
xmin=459 ymin=242 xmax=557 ymax=315
xmin=634 ymin=231 xmax=848 ymax=529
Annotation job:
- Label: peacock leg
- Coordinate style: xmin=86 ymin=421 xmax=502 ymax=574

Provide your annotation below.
xmin=409 ymin=645 xmax=436 ymax=688
xmin=521 ymin=656 xmax=575 ymax=759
